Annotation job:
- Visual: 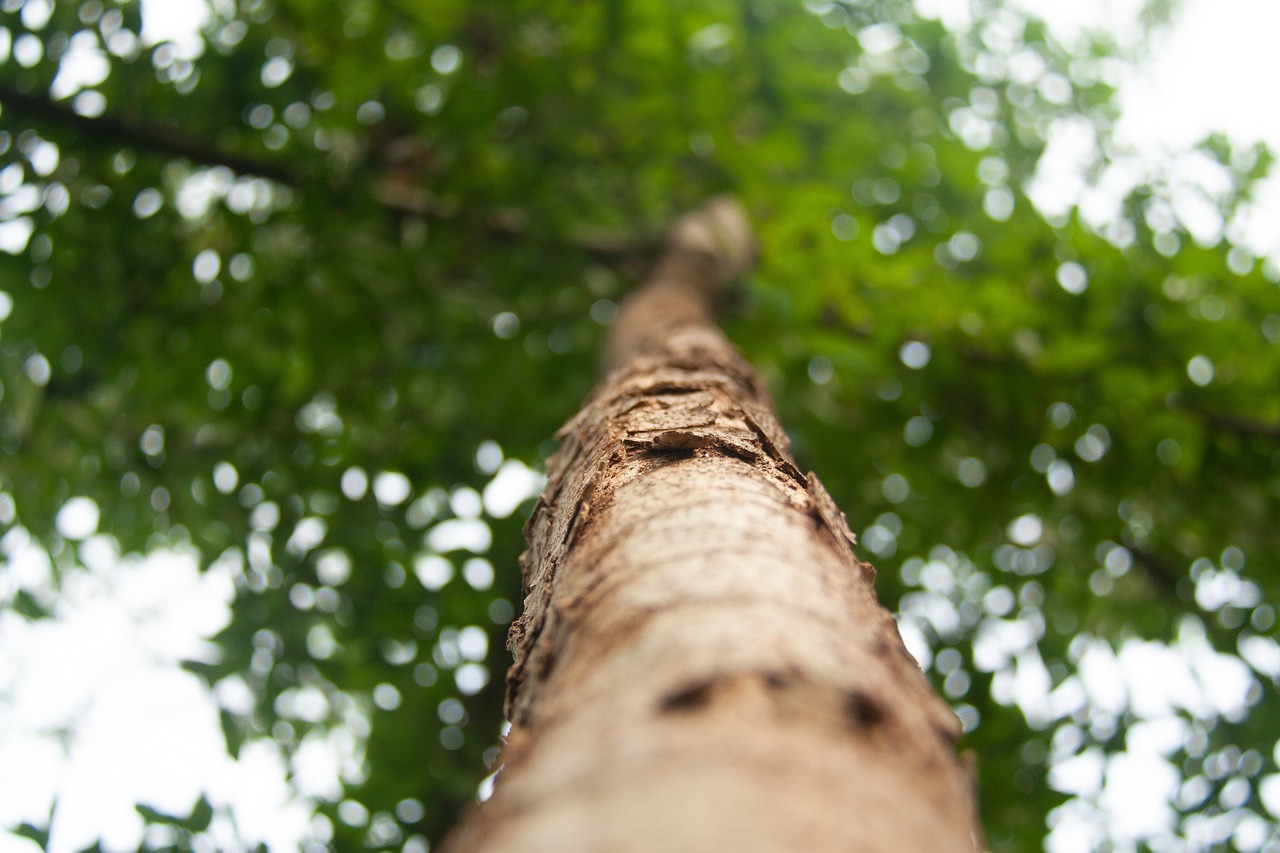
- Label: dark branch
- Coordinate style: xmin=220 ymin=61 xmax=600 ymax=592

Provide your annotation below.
xmin=1130 ymin=545 xmax=1180 ymax=596
xmin=0 ymin=83 xmax=658 ymax=260
xmin=0 ymin=82 xmax=301 ymax=185
xmin=1195 ymin=410 xmax=1280 ymax=439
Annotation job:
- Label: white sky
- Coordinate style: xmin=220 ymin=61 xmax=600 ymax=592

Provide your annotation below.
xmin=3 ymin=0 xmax=1280 ymax=851
xmin=1111 ymin=0 xmax=1280 ymax=152
xmin=0 ymin=450 xmax=543 ymax=853
xmin=1019 ymin=0 xmax=1280 ymax=264
xmin=1008 ymin=0 xmax=1280 ymax=153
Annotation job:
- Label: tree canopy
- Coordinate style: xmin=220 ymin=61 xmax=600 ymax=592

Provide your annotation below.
xmin=2 ymin=0 xmax=1279 ymax=851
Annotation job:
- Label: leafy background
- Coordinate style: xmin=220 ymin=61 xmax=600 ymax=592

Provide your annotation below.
xmin=2 ymin=0 xmax=1279 ymax=851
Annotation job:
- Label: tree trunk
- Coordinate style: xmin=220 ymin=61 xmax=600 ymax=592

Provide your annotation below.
xmin=444 ymin=200 xmax=981 ymax=852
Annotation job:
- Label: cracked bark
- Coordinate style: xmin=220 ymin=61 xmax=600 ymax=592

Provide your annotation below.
xmin=444 ymin=199 xmax=981 ymax=852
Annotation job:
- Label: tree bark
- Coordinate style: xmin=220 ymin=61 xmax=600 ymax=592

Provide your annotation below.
xmin=444 ymin=200 xmax=981 ymax=852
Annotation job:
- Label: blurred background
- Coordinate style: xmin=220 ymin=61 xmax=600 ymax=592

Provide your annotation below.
xmin=2 ymin=0 xmax=1279 ymax=851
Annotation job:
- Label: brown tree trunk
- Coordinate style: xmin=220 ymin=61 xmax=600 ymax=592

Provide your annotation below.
xmin=445 ymin=200 xmax=981 ymax=852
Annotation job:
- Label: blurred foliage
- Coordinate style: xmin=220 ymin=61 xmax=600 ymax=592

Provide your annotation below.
xmin=2 ymin=0 xmax=1279 ymax=851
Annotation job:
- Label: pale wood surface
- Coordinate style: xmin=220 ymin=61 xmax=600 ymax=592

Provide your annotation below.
xmin=444 ymin=200 xmax=981 ymax=852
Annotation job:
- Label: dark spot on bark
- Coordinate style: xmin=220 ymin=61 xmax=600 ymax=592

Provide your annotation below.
xmin=629 ymin=442 xmax=699 ymax=467
xmin=845 ymin=690 xmax=885 ymax=728
xmin=762 ymin=670 xmax=789 ymax=689
xmin=741 ymin=413 xmax=784 ymax=459
xmin=660 ymin=679 xmax=716 ymax=712
xmin=536 ymin=645 xmax=557 ymax=677
xmin=563 ymin=502 xmax=587 ymax=549
xmin=776 ymin=458 xmax=807 ymax=487
xmin=717 ymin=442 xmax=759 ymax=465
xmin=645 ymin=383 xmax=706 ymax=396
xmin=932 ymin=712 xmax=962 ymax=745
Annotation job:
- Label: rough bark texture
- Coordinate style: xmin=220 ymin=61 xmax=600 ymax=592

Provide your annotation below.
xmin=444 ymin=200 xmax=981 ymax=852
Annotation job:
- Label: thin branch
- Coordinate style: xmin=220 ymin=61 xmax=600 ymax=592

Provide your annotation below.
xmin=1 ymin=82 xmax=662 ymax=260
xmin=1195 ymin=409 xmax=1280 ymax=439
xmin=0 ymin=82 xmax=301 ymax=185
xmin=1130 ymin=545 xmax=1180 ymax=596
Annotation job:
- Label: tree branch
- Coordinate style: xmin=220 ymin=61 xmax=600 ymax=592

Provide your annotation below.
xmin=1130 ymin=545 xmax=1180 ymax=596
xmin=1195 ymin=409 xmax=1280 ymax=439
xmin=0 ymin=82 xmax=670 ymax=261
xmin=0 ymin=82 xmax=301 ymax=185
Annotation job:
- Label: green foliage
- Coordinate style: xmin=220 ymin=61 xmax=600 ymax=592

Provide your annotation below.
xmin=2 ymin=0 xmax=1279 ymax=850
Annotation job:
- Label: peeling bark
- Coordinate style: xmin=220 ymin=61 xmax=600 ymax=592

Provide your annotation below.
xmin=444 ymin=199 xmax=981 ymax=852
